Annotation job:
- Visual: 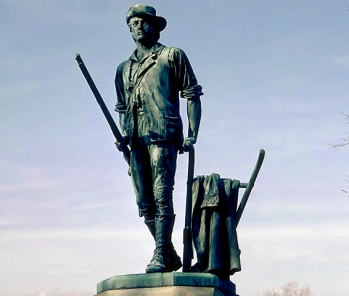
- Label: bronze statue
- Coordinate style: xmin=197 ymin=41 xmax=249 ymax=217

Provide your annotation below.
xmin=75 ymin=4 xmax=265 ymax=282
xmin=114 ymin=4 xmax=203 ymax=273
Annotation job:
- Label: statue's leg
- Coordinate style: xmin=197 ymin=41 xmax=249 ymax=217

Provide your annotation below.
xmin=144 ymin=217 xmax=155 ymax=239
xmin=163 ymin=215 xmax=182 ymax=272
xmin=130 ymin=147 xmax=156 ymax=238
xmin=145 ymin=143 xmax=182 ymax=273
xmin=144 ymin=214 xmax=182 ymax=273
xmin=146 ymin=214 xmax=180 ymax=273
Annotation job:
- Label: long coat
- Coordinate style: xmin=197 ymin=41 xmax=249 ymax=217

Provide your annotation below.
xmin=191 ymin=173 xmax=241 ymax=279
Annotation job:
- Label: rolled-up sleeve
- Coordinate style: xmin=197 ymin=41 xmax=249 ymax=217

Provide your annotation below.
xmin=115 ymin=62 xmax=127 ymax=113
xmin=168 ymin=48 xmax=203 ymax=100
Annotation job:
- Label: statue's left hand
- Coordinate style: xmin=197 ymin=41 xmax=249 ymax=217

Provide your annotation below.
xmin=182 ymin=137 xmax=196 ymax=152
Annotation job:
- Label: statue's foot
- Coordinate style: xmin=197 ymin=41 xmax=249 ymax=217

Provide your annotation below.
xmin=165 ymin=249 xmax=182 ymax=272
xmin=146 ymin=253 xmax=166 ymax=273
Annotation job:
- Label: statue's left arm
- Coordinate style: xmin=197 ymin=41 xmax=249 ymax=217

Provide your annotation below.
xmin=169 ymin=47 xmax=203 ymax=148
xmin=186 ymin=97 xmax=201 ymax=145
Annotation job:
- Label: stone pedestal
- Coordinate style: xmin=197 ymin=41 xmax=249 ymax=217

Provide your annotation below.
xmin=95 ymin=272 xmax=237 ymax=296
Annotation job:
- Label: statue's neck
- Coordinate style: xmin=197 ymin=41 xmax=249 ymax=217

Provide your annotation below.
xmin=135 ymin=40 xmax=156 ymax=61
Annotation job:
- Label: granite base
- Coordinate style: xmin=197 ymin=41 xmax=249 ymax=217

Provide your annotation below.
xmin=96 ymin=272 xmax=236 ymax=296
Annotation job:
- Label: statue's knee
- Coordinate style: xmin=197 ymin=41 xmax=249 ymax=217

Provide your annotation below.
xmin=138 ymin=205 xmax=156 ymax=220
xmin=155 ymin=203 xmax=174 ymax=216
xmin=143 ymin=213 xmax=155 ymax=224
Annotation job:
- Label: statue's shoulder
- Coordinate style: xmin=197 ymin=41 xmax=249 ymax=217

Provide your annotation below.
xmin=117 ymin=59 xmax=129 ymax=70
xmin=166 ymin=46 xmax=185 ymax=54
xmin=116 ymin=59 xmax=131 ymax=76
xmin=162 ymin=46 xmax=187 ymax=60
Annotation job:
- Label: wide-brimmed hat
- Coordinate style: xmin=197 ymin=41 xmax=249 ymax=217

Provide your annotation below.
xmin=126 ymin=4 xmax=167 ymax=31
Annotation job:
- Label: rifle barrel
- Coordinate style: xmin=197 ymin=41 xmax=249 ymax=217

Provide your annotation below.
xmin=75 ymin=53 xmax=130 ymax=165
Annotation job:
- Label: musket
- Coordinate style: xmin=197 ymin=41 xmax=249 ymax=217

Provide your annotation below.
xmin=235 ymin=149 xmax=265 ymax=226
xmin=75 ymin=53 xmax=130 ymax=166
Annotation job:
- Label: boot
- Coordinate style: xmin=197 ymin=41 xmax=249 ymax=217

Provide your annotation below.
xmin=145 ymin=214 xmax=169 ymax=273
xmin=164 ymin=216 xmax=182 ymax=272
xmin=146 ymin=214 xmax=182 ymax=273
xmin=144 ymin=217 xmax=155 ymax=239
xmin=164 ymin=244 xmax=182 ymax=272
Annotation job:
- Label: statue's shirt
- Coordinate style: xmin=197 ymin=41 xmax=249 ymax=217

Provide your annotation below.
xmin=115 ymin=43 xmax=202 ymax=145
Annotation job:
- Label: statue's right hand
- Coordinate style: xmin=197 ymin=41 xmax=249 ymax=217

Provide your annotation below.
xmin=115 ymin=136 xmax=129 ymax=151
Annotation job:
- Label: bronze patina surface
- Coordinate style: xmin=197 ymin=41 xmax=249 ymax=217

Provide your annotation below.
xmin=114 ymin=4 xmax=203 ymax=274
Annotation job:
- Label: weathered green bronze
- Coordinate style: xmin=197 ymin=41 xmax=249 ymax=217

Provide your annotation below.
xmin=190 ymin=150 xmax=265 ymax=279
xmin=96 ymin=273 xmax=236 ymax=295
xmin=182 ymin=142 xmax=195 ymax=272
xmin=114 ymin=4 xmax=203 ymax=274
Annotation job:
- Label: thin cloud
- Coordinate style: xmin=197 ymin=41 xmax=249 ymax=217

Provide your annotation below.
xmin=34 ymin=289 xmax=91 ymax=296
xmin=0 ymin=163 xmax=61 ymax=192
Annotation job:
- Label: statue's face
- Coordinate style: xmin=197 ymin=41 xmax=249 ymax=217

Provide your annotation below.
xmin=128 ymin=16 xmax=156 ymax=43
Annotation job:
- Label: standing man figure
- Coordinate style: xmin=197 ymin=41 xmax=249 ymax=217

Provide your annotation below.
xmin=115 ymin=4 xmax=203 ymax=273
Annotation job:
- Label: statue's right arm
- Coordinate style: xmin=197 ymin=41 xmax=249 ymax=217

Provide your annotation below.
xmin=114 ymin=63 xmax=129 ymax=147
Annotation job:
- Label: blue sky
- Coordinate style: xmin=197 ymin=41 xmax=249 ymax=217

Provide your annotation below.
xmin=1 ymin=1 xmax=349 ymax=295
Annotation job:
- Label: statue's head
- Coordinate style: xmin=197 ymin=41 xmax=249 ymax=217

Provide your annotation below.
xmin=126 ymin=4 xmax=167 ymax=32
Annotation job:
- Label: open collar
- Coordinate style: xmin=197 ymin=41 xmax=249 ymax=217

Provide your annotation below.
xmin=129 ymin=43 xmax=165 ymax=63
xmin=125 ymin=43 xmax=165 ymax=97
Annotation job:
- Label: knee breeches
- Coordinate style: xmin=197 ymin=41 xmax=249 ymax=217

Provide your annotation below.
xmin=130 ymin=142 xmax=178 ymax=218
